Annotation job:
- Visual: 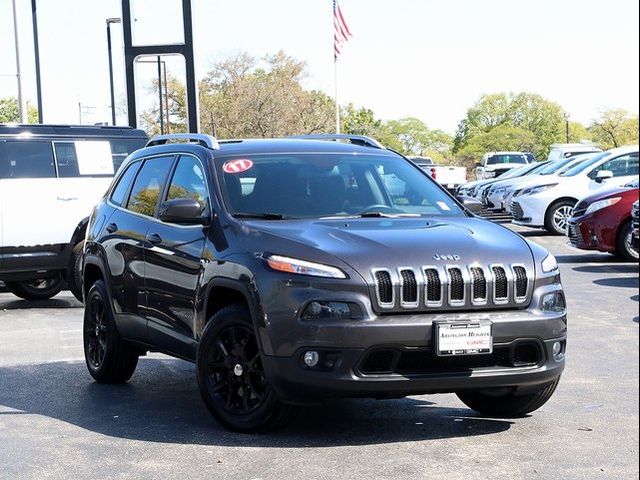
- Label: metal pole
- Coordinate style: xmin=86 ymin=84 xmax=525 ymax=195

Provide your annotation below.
xmin=564 ymin=113 xmax=570 ymax=143
xmin=162 ymin=61 xmax=170 ymax=133
xmin=334 ymin=57 xmax=340 ymax=134
xmin=157 ymin=56 xmax=164 ymax=134
xmin=106 ymin=19 xmax=121 ymax=126
xmin=11 ymin=0 xmax=27 ymax=123
xmin=31 ymin=0 xmax=43 ymax=123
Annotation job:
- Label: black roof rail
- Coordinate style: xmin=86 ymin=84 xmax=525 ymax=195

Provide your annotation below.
xmin=146 ymin=133 xmax=220 ymax=150
xmin=287 ymin=134 xmax=385 ymax=149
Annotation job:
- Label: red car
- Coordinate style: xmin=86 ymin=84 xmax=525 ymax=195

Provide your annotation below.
xmin=567 ymin=179 xmax=639 ymax=260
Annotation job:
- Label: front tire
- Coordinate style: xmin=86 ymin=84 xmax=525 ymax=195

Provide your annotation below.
xmin=616 ymin=220 xmax=639 ymax=261
xmin=545 ymin=200 xmax=576 ymax=235
xmin=196 ymin=304 xmax=290 ymax=432
xmin=457 ymin=377 xmax=561 ymax=417
xmin=5 ymin=274 xmax=64 ymax=301
xmin=83 ymin=280 xmax=139 ymax=383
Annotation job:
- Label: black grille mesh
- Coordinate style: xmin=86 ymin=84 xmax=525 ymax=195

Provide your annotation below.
xmin=513 ymin=266 xmax=528 ymax=298
xmin=400 ymin=270 xmax=418 ymax=303
xmin=425 ymin=268 xmax=442 ymax=303
xmin=375 ymin=271 xmax=393 ymax=304
xmin=470 ymin=267 xmax=487 ymax=301
xmin=448 ymin=268 xmax=464 ymax=301
xmin=492 ymin=267 xmax=508 ymax=299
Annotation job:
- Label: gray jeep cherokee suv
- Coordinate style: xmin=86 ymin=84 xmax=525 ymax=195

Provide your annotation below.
xmin=83 ymin=133 xmax=566 ymax=431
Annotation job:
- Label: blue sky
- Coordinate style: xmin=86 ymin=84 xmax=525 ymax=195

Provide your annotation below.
xmin=1 ymin=0 xmax=638 ymax=133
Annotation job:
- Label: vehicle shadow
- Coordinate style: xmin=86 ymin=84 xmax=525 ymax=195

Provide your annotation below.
xmin=0 ymin=297 xmax=82 ymax=311
xmin=573 ymin=264 xmax=640 ymax=275
xmin=0 ymin=359 xmax=513 ymax=446
xmin=592 ymin=277 xmax=639 ymax=289
xmin=511 ymin=229 xmax=549 ymax=238
xmin=554 ymin=253 xmax=624 ymax=264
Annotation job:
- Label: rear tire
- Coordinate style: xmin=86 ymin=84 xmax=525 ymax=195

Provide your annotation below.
xmin=457 ymin=376 xmax=561 ymax=417
xmin=545 ymin=200 xmax=576 ymax=235
xmin=83 ymin=280 xmax=139 ymax=383
xmin=196 ymin=304 xmax=290 ymax=432
xmin=5 ymin=274 xmax=64 ymax=301
xmin=616 ymin=220 xmax=639 ymax=261
xmin=69 ymin=241 xmax=85 ymax=303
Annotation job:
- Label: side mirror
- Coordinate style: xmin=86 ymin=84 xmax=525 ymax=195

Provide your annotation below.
xmin=595 ymin=170 xmax=614 ymax=183
xmin=159 ymin=198 xmax=207 ymax=224
xmin=457 ymin=195 xmax=484 ymax=214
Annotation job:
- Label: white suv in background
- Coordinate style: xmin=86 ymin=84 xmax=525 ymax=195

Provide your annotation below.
xmin=475 ymin=151 xmax=529 ymax=180
xmin=0 ymin=124 xmax=147 ymax=301
xmin=512 ymin=146 xmax=639 ymax=234
xmin=547 ymin=143 xmax=601 ymax=161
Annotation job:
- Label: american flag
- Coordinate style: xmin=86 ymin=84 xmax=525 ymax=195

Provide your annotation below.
xmin=333 ymin=0 xmax=352 ymax=60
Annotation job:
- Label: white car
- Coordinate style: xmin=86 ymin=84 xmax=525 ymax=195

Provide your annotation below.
xmin=511 ymin=146 xmax=639 ymax=234
xmin=491 ymin=154 xmax=595 ymax=212
xmin=0 ymin=124 xmax=147 ymax=300
xmin=475 ymin=151 xmax=529 ymax=180
xmin=547 ymin=143 xmax=601 ymax=161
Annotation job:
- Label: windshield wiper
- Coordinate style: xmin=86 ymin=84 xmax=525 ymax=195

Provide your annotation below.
xmin=233 ymin=212 xmax=290 ymax=220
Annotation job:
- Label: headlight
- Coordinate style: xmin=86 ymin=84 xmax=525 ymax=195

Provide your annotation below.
xmin=266 ymin=255 xmax=347 ymax=279
xmin=541 ymin=254 xmax=558 ymax=273
xmin=584 ymin=197 xmax=621 ymax=216
xmin=521 ymin=184 xmax=558 ymax=196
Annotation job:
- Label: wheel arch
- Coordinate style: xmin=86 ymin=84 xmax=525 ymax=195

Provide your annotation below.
xmin=70 ymin=217 xmax=90 ymax=248
xmin=545 ymin=196 xmax=579 ymax=219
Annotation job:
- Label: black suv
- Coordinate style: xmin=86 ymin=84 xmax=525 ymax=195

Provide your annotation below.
xmin=83 ymin=133 xmax=567 ymax=431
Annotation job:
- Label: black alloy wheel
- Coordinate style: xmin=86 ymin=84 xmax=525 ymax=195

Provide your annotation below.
xmin=197 ymin=304 xmax=289 ymax=432
xmin=5 ymin=274 xmax=65 ymax=301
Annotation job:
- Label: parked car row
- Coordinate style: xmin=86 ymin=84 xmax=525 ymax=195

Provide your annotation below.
xmin=457 ymin=145 xmax=640 ymax=260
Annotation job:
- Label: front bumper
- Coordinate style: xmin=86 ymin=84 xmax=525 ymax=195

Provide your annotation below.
xmin=261 ymin=296 xmax=567 ymax=403
xmin=567 ymin=216 xmax=615 ymax=253
xmin=511 ymin=194 xmax=548 ymax=227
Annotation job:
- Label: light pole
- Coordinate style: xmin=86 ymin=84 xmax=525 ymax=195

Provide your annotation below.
xmin=563 ymin=112 xmax=570 ymax=143
xmin=137 ymin=58 xmax=170 ymax=134
xmin=106 ymin=17 xmax=121 ymax=126
xmin=31 ymin=0 xmax=43 ymax=123
xmin=11 ymin=0 xmax=27 ymax=123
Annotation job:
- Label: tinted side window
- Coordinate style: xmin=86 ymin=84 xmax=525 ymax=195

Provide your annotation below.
xmin=126 ymin=156 xmax=175 ymax=217
xmin=54 ymin=143 xmax=79 ymax=177
xmin=165 ymin=156 xmax=210 ymax=217
xmin=110 ymin=161 xmax=141 ymax=206
xmin=1 ymin=141 xmax=56 ymax=178
xmin=590 ymin=153 xmax=640 ymax=179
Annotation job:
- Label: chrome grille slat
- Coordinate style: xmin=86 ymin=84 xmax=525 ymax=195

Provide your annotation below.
xmin=372 ymin=263 xmax=529 ymax=310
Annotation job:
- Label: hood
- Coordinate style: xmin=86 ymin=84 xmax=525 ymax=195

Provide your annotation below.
xmin=578 ymin=184 xmax=638 ymax=206
xmin=242 ymin=217 xmax=535 ymax=276
xmin=509 ymin=175 xmax=561 ymax=192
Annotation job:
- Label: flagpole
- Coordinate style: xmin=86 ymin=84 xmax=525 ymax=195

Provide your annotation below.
xmin=334 ymin=55 xmax=340 ymax=134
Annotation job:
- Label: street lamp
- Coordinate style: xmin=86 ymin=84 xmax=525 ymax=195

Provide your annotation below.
xmin=106 ymin=17 xmax=121 ymax=126
xmin=563 ymin=112 xmax=570 ymax=143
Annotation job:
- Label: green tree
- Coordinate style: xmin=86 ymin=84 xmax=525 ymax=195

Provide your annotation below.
xmin=589 ymin=109 xmax=639 ymax=149
xmin=199 ymin=51 xmax=334 ymax=138
xmin=0 ymin=97 xmax=39 ymax=123
xmin=454 ymin=92 xmax=564 ymax=160
xmin=382 ymin=117 xmax=453 ymax=163
xmin=341 ymin=103 xmax=383 ymax=137
xmin=139 ymin=75 xmax=188 ymax=136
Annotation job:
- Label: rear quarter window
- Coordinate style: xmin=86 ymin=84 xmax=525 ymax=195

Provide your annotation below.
xmin=0 ymin=140 xmax=56 ymax=178
xmin=110 ymin=161 xmax=142 ymax=206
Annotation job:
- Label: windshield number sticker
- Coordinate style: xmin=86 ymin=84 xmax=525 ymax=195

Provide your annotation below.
xmin=223 ymin=159 xmax=253 ymax=174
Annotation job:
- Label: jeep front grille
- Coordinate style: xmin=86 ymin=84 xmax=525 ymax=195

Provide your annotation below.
xmin=372 ymin=264 xmax=530 ymax=311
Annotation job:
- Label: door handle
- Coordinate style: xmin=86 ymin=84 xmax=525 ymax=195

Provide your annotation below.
xmin=146 ymin=233 xmax=163 ymax=245
xmin=57 ymin=196 xmax=78 ymax=202
xmin=105 ymin=223 xmax=118 ymax=233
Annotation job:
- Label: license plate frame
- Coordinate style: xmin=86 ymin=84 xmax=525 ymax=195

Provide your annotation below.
xmin=435 ymin=320 xmax=493 ymax=356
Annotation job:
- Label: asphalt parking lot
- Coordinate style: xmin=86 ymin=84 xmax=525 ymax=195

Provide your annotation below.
xmin=0 ymin=226 xmax=638 ymax=480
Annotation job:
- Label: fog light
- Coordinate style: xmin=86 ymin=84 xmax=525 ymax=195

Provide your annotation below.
xmin=552 ymin=341 xmax=565 ymax=360
xmin=304 ymin=351 xmax=320 ymax=367
xmin=301 ymin=301 xmax=362 ymax=320
xmin=541 ymin=292 xmax=566 ymax=312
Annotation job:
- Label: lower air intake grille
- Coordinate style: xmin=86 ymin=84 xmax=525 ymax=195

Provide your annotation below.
xmin=513 ymin=266 xmax=528 ymax=298
xmin=493 ymin=266 xmax=508 ymax=299
xmin=375 ymin=271 xmax=393 ymax=304
xmin=470 ymin=267 xmax=487 ymax=301
xmin=400 ymin=270 xmax=418 ymax=304
xmin=425 ymin=268 xmax=442 ymax=303
xmin=448 ymin=268 xmax=464 ymax=301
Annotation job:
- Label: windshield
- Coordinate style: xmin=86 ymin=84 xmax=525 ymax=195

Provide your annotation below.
xmin=561 ymin=152 xmax=609 ymax=177
xmin=487 ymin=154 xmax=527 ymax=165
xmin=625 ymin=178 xmax=639 ymax=188
xmin=216 ymin=153 xmax=466 ymax=219
xmin=537 ymin=155 xmax=590 ymax=176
